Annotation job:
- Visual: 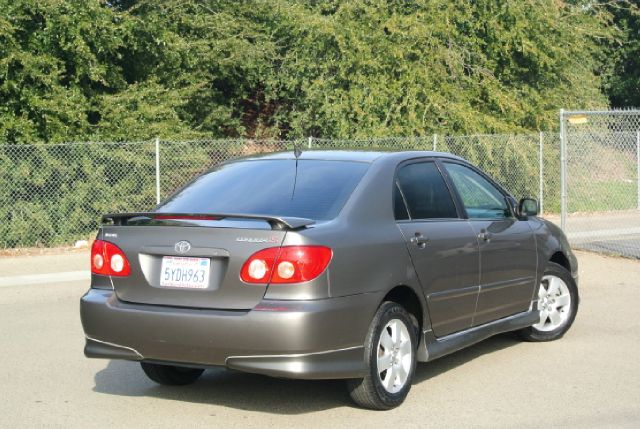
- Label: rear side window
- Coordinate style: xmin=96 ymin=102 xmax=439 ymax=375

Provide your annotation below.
xmin=394 ymin=181 xmax=410 ymax=220
xmin=395 ymin=162 xmax=458 ymax=220
xmin=158 ymin=159 xmax=369 ymax=221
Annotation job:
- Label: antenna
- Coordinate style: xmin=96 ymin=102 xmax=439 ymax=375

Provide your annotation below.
xmin=291 ymin=143 xmax=302 ymax=200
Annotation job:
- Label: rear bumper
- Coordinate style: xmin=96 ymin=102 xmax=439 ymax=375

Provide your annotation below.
xmin=80 ymin=289 xmax=380 ymax=379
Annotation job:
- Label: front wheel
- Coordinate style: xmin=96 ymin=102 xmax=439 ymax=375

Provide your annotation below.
xmin=518 ymin=262 xmax=579 ymax=342
xmin=347 ymin=302 xmax=417 ymax=410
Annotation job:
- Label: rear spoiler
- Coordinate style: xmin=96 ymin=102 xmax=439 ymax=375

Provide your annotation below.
xmin=101 ymin=212 xmax=316 ymax=230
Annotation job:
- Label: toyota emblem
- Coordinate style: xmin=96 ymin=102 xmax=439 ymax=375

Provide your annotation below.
xmin=175 ymin=240 xmax=191 ymax=254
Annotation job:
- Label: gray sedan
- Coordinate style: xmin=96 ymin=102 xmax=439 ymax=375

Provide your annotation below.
xmin=80 ymin=150 xmax=579 ymax=409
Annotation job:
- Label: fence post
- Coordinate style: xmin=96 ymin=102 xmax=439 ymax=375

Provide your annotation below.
xmin=539 ymin=131 xmax=544 ymax=215
xmin=433 ymin=133 xmax=437 ymax=151
xmin=560 ymin=109 xmax=567 ymax=231
xmin=155 ymin=137 xmax=161 ymax=205
xmin=637 ymin=130 xmax=640 ymax=210
xmin=308 ymin=136 xmax=313 ymax=149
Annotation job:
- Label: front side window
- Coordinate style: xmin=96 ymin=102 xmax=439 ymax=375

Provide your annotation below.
xmin=395 ymin=162 xmax=458 ymax=220
xmin=443 ymin=162 xmax=511 ymax=219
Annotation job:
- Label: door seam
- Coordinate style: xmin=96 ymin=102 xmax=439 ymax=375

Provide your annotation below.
xmin=470 ymin=220 xmax=482 ymax=327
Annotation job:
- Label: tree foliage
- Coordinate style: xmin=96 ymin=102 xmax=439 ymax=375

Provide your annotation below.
xmin=604 ymin=1 xmax=640 ymax=107
xmin=0 ymin=0 xmax=630 ymax=143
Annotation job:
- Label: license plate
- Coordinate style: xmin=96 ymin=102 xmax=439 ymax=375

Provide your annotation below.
xmin=160 ymin=256 xmax=211 ymax=289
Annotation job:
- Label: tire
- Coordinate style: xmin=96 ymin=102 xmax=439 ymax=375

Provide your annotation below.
xmin=347 ymin=301 xmax=418 ymax=410
xmin=517 ymin=262 xmax=579 ymax=342
xmin=140 ymin=362 xmax=204 ymax=386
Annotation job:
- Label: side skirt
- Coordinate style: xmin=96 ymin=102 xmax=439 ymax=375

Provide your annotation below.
xmin=417 ymin=307 xmax=539 ymax=362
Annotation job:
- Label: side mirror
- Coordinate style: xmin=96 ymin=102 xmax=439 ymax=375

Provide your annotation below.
xmin=518 ymin=197 xmax=539 ymax=217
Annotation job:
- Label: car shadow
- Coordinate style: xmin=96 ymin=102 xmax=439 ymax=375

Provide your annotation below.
xmin=93 ymin=360 xmax=349 ymax=414
xmin=92 ymin=333 xmax=522 ymax=414
xmin=413 ymin=332 xmax=521 ymax=384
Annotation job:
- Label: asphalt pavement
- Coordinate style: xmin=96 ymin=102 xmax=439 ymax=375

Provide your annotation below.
xmin=0 ymin=250 xmax=638 ymax=428
xmin=546 ymin=212 xmax=640 ymax=259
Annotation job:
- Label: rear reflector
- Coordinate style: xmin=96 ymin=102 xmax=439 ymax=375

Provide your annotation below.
xmin=240 ymin=246 xmax=333 ymax=284
xmin=91 ymin=240 xmax=131 ymax=277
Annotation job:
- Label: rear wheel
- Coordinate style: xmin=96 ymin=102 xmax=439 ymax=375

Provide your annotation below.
xmin=518 ymin=262 xmax=579 ymax=342
xmin=140 ymin=362 xmax=204 ymax=385
xmin=347 ymin=302 xmax=417 ymax=410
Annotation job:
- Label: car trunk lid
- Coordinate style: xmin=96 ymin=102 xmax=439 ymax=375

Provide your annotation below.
xmin=99 ymin=214 xmax=310 ymax=310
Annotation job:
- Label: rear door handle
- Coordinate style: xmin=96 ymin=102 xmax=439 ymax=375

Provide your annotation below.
xmin=410 ymin=233 xmax=430 ymax=249
xmin=478 ymin=230 xmax=492 ymax=242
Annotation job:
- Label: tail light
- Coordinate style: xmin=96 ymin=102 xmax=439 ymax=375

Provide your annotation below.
xmin=91 ymin=240 xmax=131 ymax=277
xmin=240 ymin=246 xmax=333 ymax=284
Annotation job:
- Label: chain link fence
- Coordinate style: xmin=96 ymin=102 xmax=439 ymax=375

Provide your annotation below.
xmin=560 ymin=110 xmax=640 ymax=258
xmin=1 ymin=133 xmax=560 ymax=249
xmin=3 ymin=114 xmax=637 ymax=257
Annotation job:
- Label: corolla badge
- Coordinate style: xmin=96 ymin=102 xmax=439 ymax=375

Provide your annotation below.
xmin=175 ymin=240 xmax=191 ymax=254
xmin=236 ymin=236 xmax=280 ymax=243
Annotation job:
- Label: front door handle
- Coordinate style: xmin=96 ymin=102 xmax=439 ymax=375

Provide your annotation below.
xmin=410 ymin=233 xmax=430 ymax=249
xmin=478 ymin=230 xmax=492 ymax=242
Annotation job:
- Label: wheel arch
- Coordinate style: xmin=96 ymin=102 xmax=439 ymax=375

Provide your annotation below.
xmin=382 ymin=285 xmax=426 ymax=334
xmin=549 ymin=251 xmax=571 ymax=272
xmin=380 ymin=284 xmax=431 ymax=362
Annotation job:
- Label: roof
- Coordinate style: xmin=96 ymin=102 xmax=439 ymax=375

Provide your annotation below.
xmin=240 ymin=150 xmax=465 ymax=163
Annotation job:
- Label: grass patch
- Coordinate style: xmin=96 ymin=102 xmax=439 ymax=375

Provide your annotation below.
xmin=568 ymin=181 xmax=638 ymax=213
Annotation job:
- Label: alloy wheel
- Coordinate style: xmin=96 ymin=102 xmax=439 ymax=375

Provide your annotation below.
xmin=533 ymin=274 xmax=572 ymax=332
xmin=376 ymin=318 xmax=413 ymax=393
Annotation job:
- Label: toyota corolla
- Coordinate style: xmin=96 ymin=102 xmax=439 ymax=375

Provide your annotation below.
xmin=80 ymin=150 xmax=579 ymax=409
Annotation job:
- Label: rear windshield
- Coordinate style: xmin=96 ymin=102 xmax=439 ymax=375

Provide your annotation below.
xmin=158 ymin=159 xmax=370 ymax=221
